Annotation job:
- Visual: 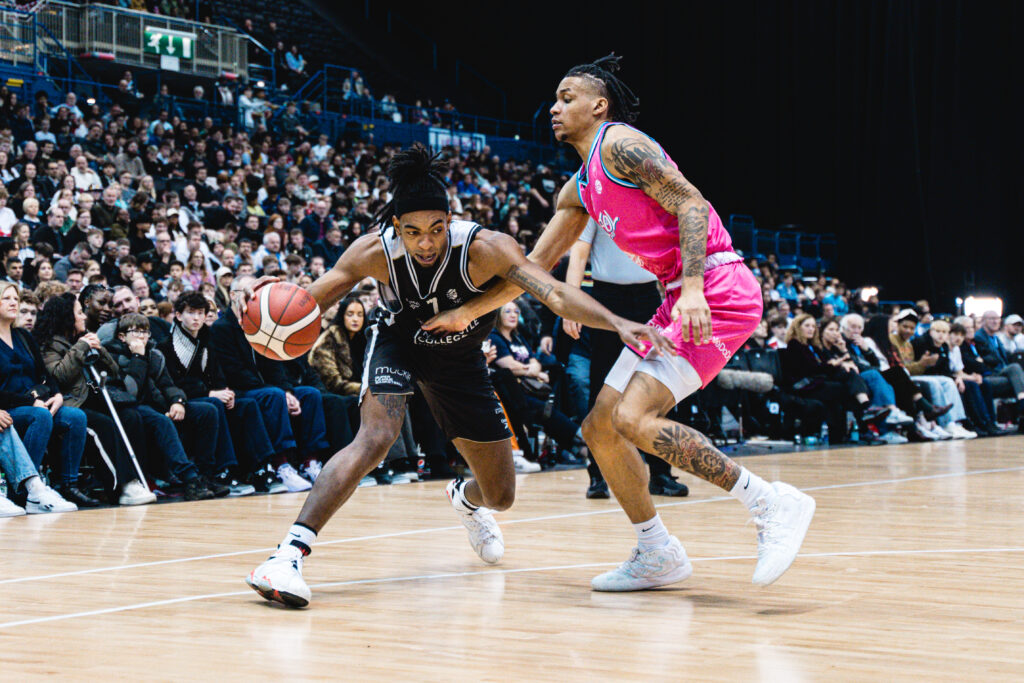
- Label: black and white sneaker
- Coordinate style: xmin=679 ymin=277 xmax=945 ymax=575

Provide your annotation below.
xmin=215 ymin=469 xmax=256 ymax=497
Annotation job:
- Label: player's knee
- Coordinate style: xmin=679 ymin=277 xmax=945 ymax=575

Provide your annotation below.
xmin=580 ymin=412 xmax=604 ymax=445
xmin=357 ymin=428 xmax=399 ymax=463
xmin=611 ymin=400 xmax=648 ymax=443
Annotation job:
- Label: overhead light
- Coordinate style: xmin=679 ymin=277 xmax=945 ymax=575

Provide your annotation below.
xmin=963 ymin=296 xmax=1003 ymax=318
xmin=86 ymin=97 xmax=95 ymax=105
xmin=255 ymin=80 xmax=265 ymax=88
xmin=514 ymin=134 xmax=520 ymax=141
xmin=859 ymin=286 xmax=878 ymax=302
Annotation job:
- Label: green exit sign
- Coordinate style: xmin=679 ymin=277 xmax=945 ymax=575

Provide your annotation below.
xmin=144 ymin=27 xmax=195 ymax=60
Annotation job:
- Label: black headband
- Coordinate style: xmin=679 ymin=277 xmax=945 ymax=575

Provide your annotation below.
xmin=393 ymin=177 xmax=448 ymax=216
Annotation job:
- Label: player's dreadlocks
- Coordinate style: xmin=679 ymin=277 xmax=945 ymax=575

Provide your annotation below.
xmin=372 ymin=142 xmax=450 ymax=230
xmin=565 ymin=53 xmax=640 ymax=124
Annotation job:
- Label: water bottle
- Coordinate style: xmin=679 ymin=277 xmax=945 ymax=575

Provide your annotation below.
xmin=821 ymin=423 xmax=830 ymax=445
xmin=849 ymin=420 xmax=859 ymax=443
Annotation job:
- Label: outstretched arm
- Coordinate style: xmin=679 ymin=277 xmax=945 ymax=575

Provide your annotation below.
xmin=421 ymin=177 xmax=589 ymax=334
xmin=472 ymin=231 xmax=675 ymax=356
xmin=604 ymin=126 xmax=712 ymax=344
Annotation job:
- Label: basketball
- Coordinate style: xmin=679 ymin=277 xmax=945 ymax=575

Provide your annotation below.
xmin=242 ymin=282 xmax=322 ymax=361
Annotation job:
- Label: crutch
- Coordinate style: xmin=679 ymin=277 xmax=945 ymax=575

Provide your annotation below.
xmin=82 ymin=349 xmax=151 ymax=492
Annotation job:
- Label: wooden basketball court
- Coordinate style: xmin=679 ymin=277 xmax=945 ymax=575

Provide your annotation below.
xmin=2 ymin=437 xmax=1023 ymax=680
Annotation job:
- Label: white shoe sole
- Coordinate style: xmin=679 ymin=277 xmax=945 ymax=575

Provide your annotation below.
xmin=592 ymin=559 xmax=694 ymax=592
xmin=753 ymin=494 xmax=816 ymax=586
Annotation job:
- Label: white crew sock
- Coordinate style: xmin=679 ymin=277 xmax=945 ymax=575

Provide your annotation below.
xmin=633 ymin=513 xmax=671 ymax=550
xmin=450 ymin=479 xmax=479 ymax=514
xmin=730 ymin=467 xmax=774 ymax=510
xmin=24 ymin=476 xmax=45 ymax=497
xmin=279 ymin=523 xmax=317 ymax=557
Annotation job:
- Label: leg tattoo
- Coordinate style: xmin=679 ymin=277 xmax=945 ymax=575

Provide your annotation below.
xmin=375 ymin=394 xmax=405 ymax=421
xmin=651 ymin=423 xmax=740 ymax=489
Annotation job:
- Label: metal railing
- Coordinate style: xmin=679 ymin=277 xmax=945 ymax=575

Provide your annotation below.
xmin=0 ymin=1 xmax=248 ymax=80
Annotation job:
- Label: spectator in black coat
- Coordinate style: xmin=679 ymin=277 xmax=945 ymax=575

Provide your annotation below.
xmin=102 ymin=313 xmax=216 ymax=500
xmin=208 ymin=277 xmax=330 ymax=492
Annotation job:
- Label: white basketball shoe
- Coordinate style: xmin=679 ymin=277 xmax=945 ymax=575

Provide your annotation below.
xmin=446 ymin=479 xmax=504 ymax=564
xmin=591 ymin=536 xmax=693 ymax=591
xmin=750 ymin=482 xmax=816 ymax=586
xmin=246 ymin=545 xmax=312 ymax=608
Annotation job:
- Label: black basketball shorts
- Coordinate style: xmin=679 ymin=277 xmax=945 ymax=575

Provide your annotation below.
xmin=361 ymin=323 xmax=512 ymax=443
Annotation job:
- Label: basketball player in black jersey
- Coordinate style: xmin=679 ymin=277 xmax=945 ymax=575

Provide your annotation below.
xmin=246 ymin=144 xmax=673 ymax=607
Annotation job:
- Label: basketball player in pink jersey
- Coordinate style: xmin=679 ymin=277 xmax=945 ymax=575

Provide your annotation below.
xmin=423 ymin=55 xmax=815 ymax=590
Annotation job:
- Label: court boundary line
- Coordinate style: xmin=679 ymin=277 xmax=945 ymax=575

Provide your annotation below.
xmin=1 ymin=546 xmax=1022 ymax=630
xmin=1 ymin=464 xmax=1021 ymax=588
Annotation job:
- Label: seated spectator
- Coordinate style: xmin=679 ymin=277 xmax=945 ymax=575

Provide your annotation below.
xmin=862 ymin=314 xmax=952 ymax=441
xmin=102 ymin=314 xmax=217 ymax=500
xmin=997 ymin=313 xmax=1024 ymax=365
xmin=209 ymin=277 xmax=331 ymax=492
xmin=489 ymin=300 xmax=586 ymax=465
xmin=313 ymin=225 xmax=345 ymax=265
xmin=54 ymin=242 xmax=91 ymax=282
xmin=0 ymin=187 xmax=17 ymax=237
xmin=775 ymin=272 xmax=799 ymax=306
xmin=839 ymin=313 xmax=915 ymax=429
xmin=35 ymin=293 xmax=156 ymax=505
xmin=184 ymin=249 xmax=214 ymax=291
xmin=310 ymin=295 xmax=366 ymax=397
xmin=889 ymin=309 xmax=971 ymax=439
xmin=98 ymin=286 xmax=171 ymax=344
xmin=948 ymin=321 xmax=1004 ymax=436
xmin=70 ymin=155 xmax=102 ymax=193
xmin=16 ymin=291 xmax=38 ymax=331
xmin=0 ymin=282 xmax=94 ymax=506
xmin=781 ymin=314 xmax=887 ymax=444
xmin=0 ymin=406 xmax=76 ymax=515
xmin=158 ymin=292 xmax=271 ymax=496
xmin=909 ymin=319 xmax=977 ymax=439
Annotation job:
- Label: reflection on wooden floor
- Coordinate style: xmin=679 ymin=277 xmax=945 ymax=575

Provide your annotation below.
xmin=2 ymin=437 xmax=1024 ymax=680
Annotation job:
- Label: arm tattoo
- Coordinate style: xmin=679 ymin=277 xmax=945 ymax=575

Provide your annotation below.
xmin=651 ymin=423 xmax=740 ymax=489
xmin=682 ymin=204 xmax=710 ymax=277
xmin=504 ymin=265 xmax=554 ymax=303
xmin=608 ymin=138 xmax=698 ymax=213
xmin=374 ymin=393 xmax=406 ymax=421
xmin=608 ymin=137 xmax=708 ymax=275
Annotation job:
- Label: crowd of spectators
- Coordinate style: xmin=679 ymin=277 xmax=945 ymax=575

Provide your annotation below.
xmin=0 ymin=78 xmax=1019 ymax=517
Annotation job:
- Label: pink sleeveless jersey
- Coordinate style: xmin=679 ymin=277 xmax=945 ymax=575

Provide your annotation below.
xmin=577 ymin=121 xmax=734 ymax=286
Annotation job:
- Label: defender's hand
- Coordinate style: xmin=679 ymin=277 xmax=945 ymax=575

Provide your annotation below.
xmin=421 ymin=307 xmax=473 ymax=335
xmin=615 ymin=320 xmax=677 ymax=358
xmin=671 ymin=289 xmax=712 ymax=345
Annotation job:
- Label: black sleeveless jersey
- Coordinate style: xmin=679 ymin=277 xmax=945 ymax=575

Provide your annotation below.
xmin=375 ymin=220 xmax=498 ymax=354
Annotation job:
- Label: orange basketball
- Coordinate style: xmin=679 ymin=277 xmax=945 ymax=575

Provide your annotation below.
xmin=243 ymin=282 xmax=322 ymax=360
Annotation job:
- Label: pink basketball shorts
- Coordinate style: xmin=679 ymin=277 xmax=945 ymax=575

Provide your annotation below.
xmin=609 ymin=262 xmax=763 ymax=401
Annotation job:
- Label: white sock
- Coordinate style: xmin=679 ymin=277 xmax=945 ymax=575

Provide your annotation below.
xmin=730 ymin=467 xmax=774 ymax=510
xmin=24 ymin=476 xmax=45 ymax=497
xmin=279 ymin=523 xmax=317 ymax=557
xmin=451 ymin=480 xmax=479 ymax=514
xmin=633 ymin=513 xmax=671 ymax=550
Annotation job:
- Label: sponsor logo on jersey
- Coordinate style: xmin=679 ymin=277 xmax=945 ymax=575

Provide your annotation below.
xmin=594 ymin=178 xmax=603 ymax=195
xmin=412 ymin=318 xmax=481 ymax=346
xmin=597 ymin=210 xmax=619 ymax=239
xmin=408 ymin=300 xmax=421 ymax=309
xmin=447 ymin=288 xmax=459 ymax=302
